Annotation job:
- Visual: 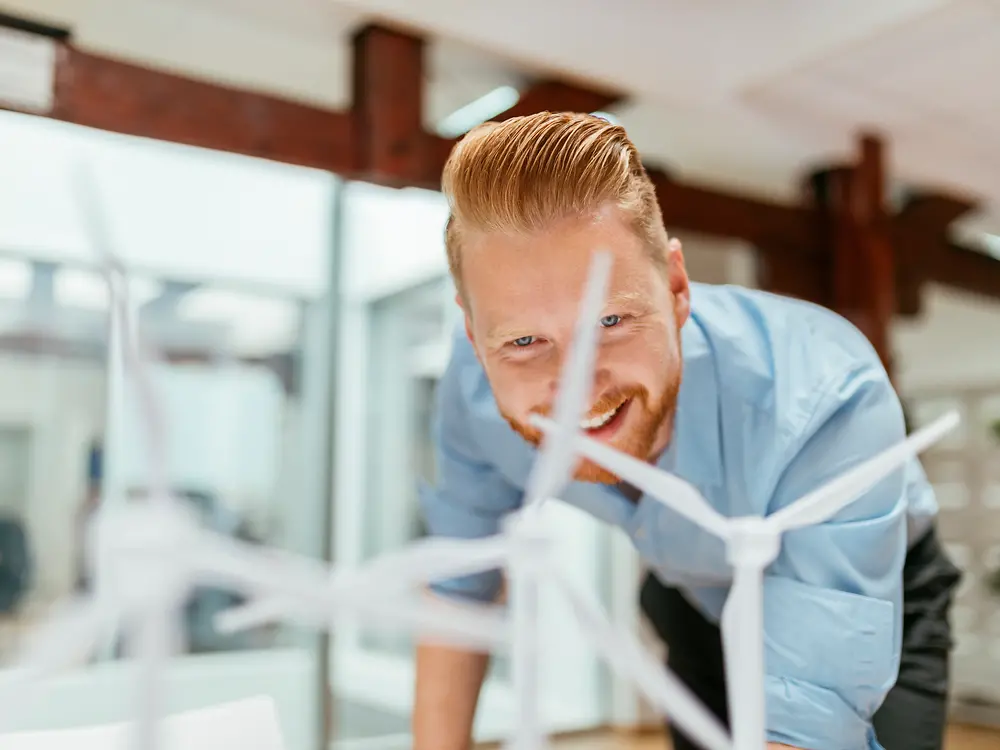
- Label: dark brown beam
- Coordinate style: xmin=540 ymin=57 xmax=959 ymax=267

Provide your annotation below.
xmin=890 ymin=192 xmax=978 ymax=316
xmin=649 ymin=168 xmax=819 ymax=251
xmin=352 ymin=25 xmax=427 ymax=185
xmin=423 ymin=134 xmax=459 ymax=186
xmin=894 ymin=192 xmax=978 ymax=231
xmin=754 ymin=245 xmax=832 ymax=306
xmin=801 ymin=137 xmax=895 ymax=374
xmin=50 ymin=47 xmax=356 ymax=172
xmin=851 ymin=134 xmax=895 ymax=374
xmin=923 ymin=242 xmax=1000 ymax=301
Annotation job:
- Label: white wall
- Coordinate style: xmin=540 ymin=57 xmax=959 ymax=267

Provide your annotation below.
xmin=0 ymin=110 xmax=334 ymax=297
xmin=340 ymin=181 xmax=451 ymax=303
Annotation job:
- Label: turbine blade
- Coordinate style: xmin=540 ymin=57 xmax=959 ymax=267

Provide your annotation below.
xmin=721 ymin=566 xmax=766 ymax=750
xmin=72 ymin=160 xmax=172 ymax=502
xmin=216 ymin=587 xmax=508 ymax=654
xmin=766 ymin=410 xmax=959 ymax=532
xmin=532 ymin=416 xmax=731 ymax=540
xmin=353 ymin=535 xmax=513 ymax=589
xmin=524 ymin=251 xmax=612 ymax=507
xmin=128 ymin=607 xmax=182 ymax=750
xmin=197 ymin=531 xmax=507 ymax=626
xmin=359 ymin=594 xmax=508 ymax=653
xmin=192 ymin=531 xmax=336 ymax=600
xmin=506 ymin=560 xmax=543 ymax=749
xmin=550 ymin=568 xmax=731 ymax=750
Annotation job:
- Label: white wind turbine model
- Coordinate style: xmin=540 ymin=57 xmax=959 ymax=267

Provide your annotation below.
xmin=533 ymin=397 xmax=959 ymax=750
xmin=218 ymin=250 xmax=731 ymax=750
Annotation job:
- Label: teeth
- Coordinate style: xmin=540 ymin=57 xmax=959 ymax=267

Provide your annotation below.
xmin=579 ymin=402 xmax=623 ymax=430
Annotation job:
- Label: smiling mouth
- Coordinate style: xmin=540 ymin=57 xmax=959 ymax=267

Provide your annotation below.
xmin=579 ymin=399 xmax=629 ymax=432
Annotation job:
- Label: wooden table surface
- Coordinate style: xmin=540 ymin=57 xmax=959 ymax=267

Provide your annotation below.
xmin=534 ymin=723 xmax=1000 ymax=750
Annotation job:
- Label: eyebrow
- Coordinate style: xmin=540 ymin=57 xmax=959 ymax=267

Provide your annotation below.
xmin=605 ymin=291 xmax=644 ymax=307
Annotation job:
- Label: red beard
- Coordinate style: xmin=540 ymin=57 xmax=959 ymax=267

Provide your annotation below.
xmin=503 ymin=381 xmax=678 ymax=484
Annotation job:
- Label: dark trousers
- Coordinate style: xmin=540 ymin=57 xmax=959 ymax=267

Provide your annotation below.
xmin=639 ymin=528 xmax=962 ymax=750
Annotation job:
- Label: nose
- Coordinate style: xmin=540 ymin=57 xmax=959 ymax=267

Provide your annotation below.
xmin=546 ymin=354 xmax=610 ymax=406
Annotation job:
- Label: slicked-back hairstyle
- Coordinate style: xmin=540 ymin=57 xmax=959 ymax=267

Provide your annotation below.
xmin=441 ymin=111 xmax=668 ymax=300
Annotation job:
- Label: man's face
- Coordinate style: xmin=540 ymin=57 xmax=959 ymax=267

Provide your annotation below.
xmin=460 ymin=208 xmax=690 ymax=483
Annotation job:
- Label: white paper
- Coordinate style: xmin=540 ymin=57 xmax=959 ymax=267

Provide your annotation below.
xmin=0 ymin=696 xmax=286 ymax=750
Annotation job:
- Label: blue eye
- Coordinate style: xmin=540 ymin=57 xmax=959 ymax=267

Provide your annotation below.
xmin=512 ymin=336 xmax=535 ymax=347
xmin=600 ymin=314 xmax=622 ymax=328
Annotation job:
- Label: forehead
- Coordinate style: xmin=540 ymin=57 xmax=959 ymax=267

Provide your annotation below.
xmin=462 ymin=212 xmax=662 ymax=340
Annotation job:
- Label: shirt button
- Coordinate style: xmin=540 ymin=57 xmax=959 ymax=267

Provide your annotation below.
xmin=635 ymin=528 xmax=646 ymax=540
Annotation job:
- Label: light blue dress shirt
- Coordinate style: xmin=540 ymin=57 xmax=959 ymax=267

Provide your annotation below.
xmin=419 ymin=282 xmax=938 ymax=750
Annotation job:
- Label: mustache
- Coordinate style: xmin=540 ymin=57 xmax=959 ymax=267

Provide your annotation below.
xmin=531 ymin=385 xmax=648 ymax=422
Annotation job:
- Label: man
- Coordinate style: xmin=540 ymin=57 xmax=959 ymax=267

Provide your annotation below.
xmin=413 ymin=112 xmax=961 ymax=750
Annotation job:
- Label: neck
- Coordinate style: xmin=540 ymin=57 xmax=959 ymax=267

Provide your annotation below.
xmin=647 ymin=409 xmax=676 ymax=464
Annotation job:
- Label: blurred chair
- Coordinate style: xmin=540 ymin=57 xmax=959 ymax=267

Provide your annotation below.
xmin=0 ymin=516 xmax=31 ymax=615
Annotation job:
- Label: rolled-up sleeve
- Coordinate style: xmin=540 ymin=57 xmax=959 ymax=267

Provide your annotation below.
xmin=418 ymin=339 xmax=522 ymax=602
xmin=763 ymin=369 xmax=909 ymax=749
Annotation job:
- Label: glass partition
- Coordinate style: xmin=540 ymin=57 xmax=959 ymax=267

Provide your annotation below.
xmin=0 ymin=110 xmax=336 ymax=750
xmin=0 ymin=256 xmax=109 ymax=660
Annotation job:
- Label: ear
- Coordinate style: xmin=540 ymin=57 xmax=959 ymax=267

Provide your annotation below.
xmin=464 ymin=314 xmax=475 ymax=345
xmin=666 ymin=238 xmax=691 ymax=326
xmin=455 ymin=293 xmax=473 ymax=342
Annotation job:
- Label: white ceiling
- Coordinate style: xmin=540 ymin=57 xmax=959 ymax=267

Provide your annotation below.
xmin=5 ymin=0 xmax=999 ymax=229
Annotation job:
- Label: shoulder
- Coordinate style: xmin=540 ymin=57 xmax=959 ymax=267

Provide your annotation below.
xmin=689 ymin=285 xmax=902 ymax=500
xmin=691 ymin=282 xmax=890 ymax=412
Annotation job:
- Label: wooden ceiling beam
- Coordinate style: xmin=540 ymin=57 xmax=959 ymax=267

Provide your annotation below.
xmin=849 ymin=134 xmax=895 ymax=373
xmin=891 ymin=191 xmax=979 ymax=316
xmin=894 ymin=192 xmax=978 ymax=231
xmin=926 ymin=242 xmax=1000 ymax=300
xmin=649 ymin=168 xmax=819 ymax=251
xmin=53 ymin=48 xmax=357 ymax=173
xmin=351 ymin=24 xmax=426 ymax=185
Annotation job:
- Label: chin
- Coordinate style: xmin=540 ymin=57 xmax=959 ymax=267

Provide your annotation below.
xmin=572 ymin=459 xmax=621 ymax=485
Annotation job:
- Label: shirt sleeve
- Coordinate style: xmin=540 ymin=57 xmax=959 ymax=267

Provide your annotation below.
xmin=418 ymin=337 xmax=523 ymax=602
xmin=761 ymin=368 xmax=909 ymax=750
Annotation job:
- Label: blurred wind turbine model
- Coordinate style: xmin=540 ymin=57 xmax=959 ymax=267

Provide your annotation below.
xmin=0 ymin=162 xmax=959 ymax=750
